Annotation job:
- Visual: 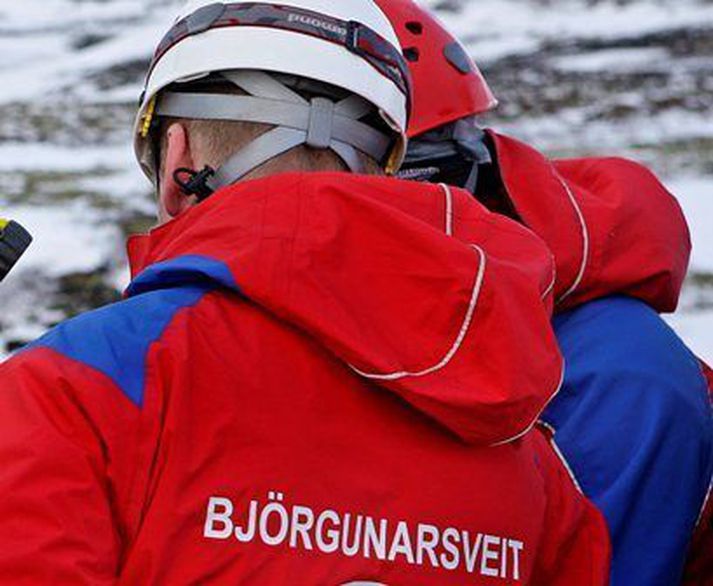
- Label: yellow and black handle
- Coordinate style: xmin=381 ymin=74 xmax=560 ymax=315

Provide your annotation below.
xmin=0 ymin=219 xmax=32 ymax=282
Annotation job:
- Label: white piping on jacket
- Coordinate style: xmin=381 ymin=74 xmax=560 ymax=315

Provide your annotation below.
xmin=351 ymin=179 xmax=563 ymax=446
xmin=440 ymin=183 xmax=454 ymax=236
xmin=350 ymin=244 xmax=486 ymax=381
xmin=694 ymin=472 xmax=712 ymax=529
xmin=541 ymin=258 xmax=558 ymax=301
xmin=555 ymin=174 xmax=590 ymax=305
xmin=546 ymin=425 xmax=584 ymax=494
xmin=440 ymin=180 xmax=557 ymax=302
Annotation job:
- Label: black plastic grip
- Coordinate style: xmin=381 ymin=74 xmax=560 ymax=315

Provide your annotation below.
xmin=0 ymin=221 xmax=32 ymax=282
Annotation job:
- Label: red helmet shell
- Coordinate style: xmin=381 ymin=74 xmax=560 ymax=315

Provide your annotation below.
xmin=377 ymin=0 xmax=497 ymax=138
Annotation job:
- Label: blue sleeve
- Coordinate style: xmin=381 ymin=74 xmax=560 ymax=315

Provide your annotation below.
xmin=542 ymin=296 xmax=713 ymax=586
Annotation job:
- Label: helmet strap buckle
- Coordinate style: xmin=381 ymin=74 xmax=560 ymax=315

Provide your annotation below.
xmin=173 ymin=166 xmax=216 ymax=202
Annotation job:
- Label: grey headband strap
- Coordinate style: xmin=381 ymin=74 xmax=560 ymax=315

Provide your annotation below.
xmin=207 ymin=126 xmax=365 ymax=191
xmin=160 ymin=70 xmax=388 ymax=193
xmin=158 ymin=93 xmax=310 ymax=128
xmin=206 ymin=126 xmax=306 ymax=191
xmin=157 ymin=93 xmax=389 ymax=159
xmin=222 ymin=70 xmax=304 ymax=102
xmin=331 ymin=141 xmax=364 ymax=174
xmin=335 ymin=95 xmax=374 ymax=119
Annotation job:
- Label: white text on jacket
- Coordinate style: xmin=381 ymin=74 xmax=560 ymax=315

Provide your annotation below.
xmin=203 ymin=492 xmax=524 ymax=580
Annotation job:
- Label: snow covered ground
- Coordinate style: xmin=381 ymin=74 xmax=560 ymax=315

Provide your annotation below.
xmin=667 ymin=176 xmax=713 ymax=272
xmin=0 ymin=0 xmax=711 ymax=359
xmin=428 ymin=0 xmax=713 ymax=62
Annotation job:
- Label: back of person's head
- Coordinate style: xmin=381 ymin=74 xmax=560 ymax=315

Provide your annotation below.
xmin=133 ymin=0 xmax=412 ymax=210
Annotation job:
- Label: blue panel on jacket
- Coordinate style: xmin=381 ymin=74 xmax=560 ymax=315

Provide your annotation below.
xmin=29 ymin=285 xmax=210 ymax=407
xmin=542 ymin=296 xmax=713 ymax=586
xmin=127 ymin=254 xmax=239 ymax=297
xmin=27 ymin=255 xmax=240 ymax=406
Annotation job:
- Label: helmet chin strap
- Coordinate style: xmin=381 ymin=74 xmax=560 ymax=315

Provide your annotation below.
xmin=400 ymin=118 xmax=491 ymax=194
xmin=157 ymin=70 xmax=392 ymax=199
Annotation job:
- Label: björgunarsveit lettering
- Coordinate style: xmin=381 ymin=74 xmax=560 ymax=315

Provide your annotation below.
xmin=203 ymin=492 xmax=524 ymax=581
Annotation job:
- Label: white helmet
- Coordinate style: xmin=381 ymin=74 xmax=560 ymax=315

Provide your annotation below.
xmin=134 ymin=0 xmax=411 ymax=193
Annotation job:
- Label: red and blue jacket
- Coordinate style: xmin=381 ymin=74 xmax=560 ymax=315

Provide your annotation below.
xmin=485 ymin=132 xmax=713 ymax=586
xmin=0 ymin=173 xmax=610 ymax=584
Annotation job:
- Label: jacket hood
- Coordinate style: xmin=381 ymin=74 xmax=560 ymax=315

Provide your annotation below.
xmin=127 ymin=172 xmax=562 ymax=445
xmin=486 ymin=131 xmax=691 ymax=313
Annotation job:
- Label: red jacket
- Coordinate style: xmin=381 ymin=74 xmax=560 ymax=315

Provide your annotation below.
xmin=0 ymin=173 xmax=609 ymax=584
xmin=486 ymin=130 xmax=690 ymax=313
xmin=486 ymin=131 xmax=711 ymax=584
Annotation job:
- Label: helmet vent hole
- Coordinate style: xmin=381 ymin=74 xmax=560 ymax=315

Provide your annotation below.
xmin=405 ymin=21 xmax=423 ymax=35
xmin=404 ymin=47 xmax=420 ymax=62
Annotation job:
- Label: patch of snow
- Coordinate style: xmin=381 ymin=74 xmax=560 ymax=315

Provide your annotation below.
xmin=0 ymin=0 xmax=174 ymax=105
xmin=665 ymin=310 xmax=713 ymax=363
xmin=0 ymin=34 xmax=69 ymax=72
xmin=0 ymin=143 xmax=134 ymax=172
xmin=665 ymin=176 xmax=713 ymax=272
xmin=87 ymin=84 xmax=144 ymax=104
xmin=78 ymin=169 xmax=155 ymax=214
xmin=0 ymin=0 xmax=147 ymax=32
xmin=553 ymin=47 xmax=670 ymax=73
xmin=110 ymin=263 xmax=133 ymax=293
xmin=426 ymin=0 xmax=713 ymax=63
xmin=493 ymin=108 xmax=713 ymax=155
xmin=2 ymin=202 xmax=121 ymax=277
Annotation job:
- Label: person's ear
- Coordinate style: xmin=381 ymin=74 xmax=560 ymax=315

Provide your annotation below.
xmin=158 ymin=122 xmax=198 ymax=223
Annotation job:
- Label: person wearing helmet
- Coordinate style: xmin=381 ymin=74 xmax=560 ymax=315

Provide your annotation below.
xmin=376 ymin=1 xmax=713 ymax=584
xmin=0 ymin=1 xmax=612 ymax=583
